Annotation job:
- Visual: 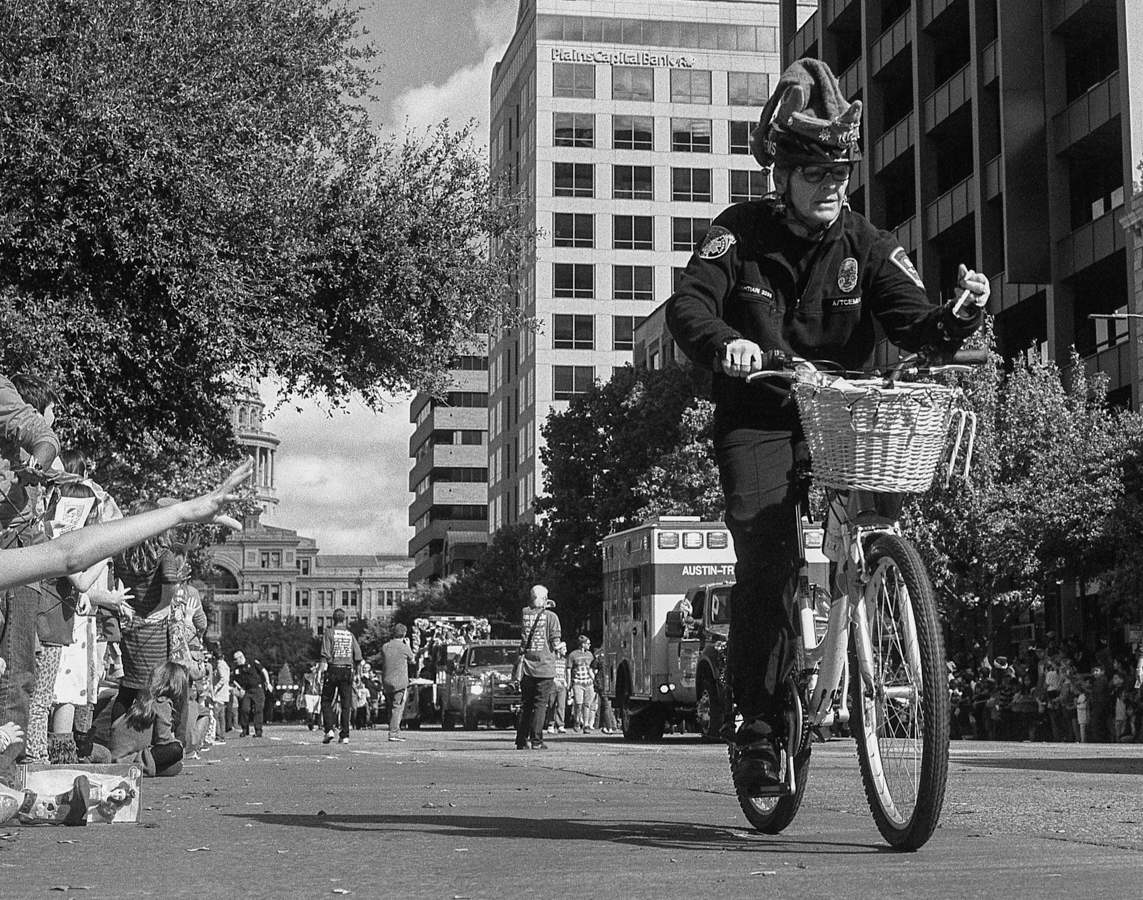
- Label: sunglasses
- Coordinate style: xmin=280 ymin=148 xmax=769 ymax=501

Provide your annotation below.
xmin=796 ymin=164 xmax=853 ymax=184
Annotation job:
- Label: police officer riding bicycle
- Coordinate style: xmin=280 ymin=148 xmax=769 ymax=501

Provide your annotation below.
xmin=665 ymin=58 xmax=990 ymax=793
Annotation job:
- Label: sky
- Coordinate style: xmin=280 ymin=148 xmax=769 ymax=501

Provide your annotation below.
xmin=260 ymin=1 xmax=519 ymax=556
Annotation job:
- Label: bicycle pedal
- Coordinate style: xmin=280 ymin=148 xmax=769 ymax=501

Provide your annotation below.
xmin=744 ymin=782 xmax=791 ymax=799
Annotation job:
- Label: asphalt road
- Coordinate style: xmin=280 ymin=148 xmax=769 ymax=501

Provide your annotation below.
xmin=2 ymin=725 xmax=1141 ymax=900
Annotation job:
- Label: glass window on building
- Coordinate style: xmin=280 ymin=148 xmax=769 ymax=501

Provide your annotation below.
xmin=553 ymin=314 xmax=594 ymax=350
xmin=613 ymin=115 xmax=653 ymax=150
xmin=729 ymin=120 xmax=753 ymax=155
xmin=460 ymin=430 xmax=484 ymax=445
xmin=672 ymin=168 xmax=712 ymax=202
xmin=613 ymin=165 xmax=653 ymax=200
xmin=670 ymin=69 xmax=712 ymax=104
xmin=613 ymin=265 xmax=655 ymax=301
xmin=671 ymin=118 xmax=712 ymax=153
xmin=613 ymin=315 xmax=641 ymax=351
xmin=553 ymin=212 xmax=594 ymax=248
xmin=450 ymin=355 xmax=489 ymax=371
xmin=553 ymin=62 xmax=595 ymax=98
xmin=613 ymin=215 xmax=653 ymax=250
xmin=728 ymin=72 xmax=770 ymax=107
xmin=730 ymin=170 xmax=767 ymax=203
xmin=612 ymin=66 xmax=654 ymax=101
xmin=553 ymin=263 xmax=594 ymax=298
xmin=553 ymin=162 xmax=594 ymax=197
xmin=553 ymin=111 xmax=595 ymax=147
xmin=672 ymin=217 xmax=710 ymax=251
xmin=552 ymin=365 xmax=595 ymax=400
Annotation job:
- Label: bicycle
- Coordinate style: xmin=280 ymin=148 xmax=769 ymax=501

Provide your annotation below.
xmin=729 ymin=347 xmax=986 ymax=850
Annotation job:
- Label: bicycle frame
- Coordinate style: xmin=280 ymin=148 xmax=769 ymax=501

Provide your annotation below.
xmin=783 ymin=491 xmax=902 ymax=793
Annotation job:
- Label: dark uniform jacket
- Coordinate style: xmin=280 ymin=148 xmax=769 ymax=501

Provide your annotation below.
xmin=665 ymin=198 xmax=981 ymax=431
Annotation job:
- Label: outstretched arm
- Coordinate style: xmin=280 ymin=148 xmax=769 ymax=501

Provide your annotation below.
xmin=0 ymin=458 xmax=253 ymax=593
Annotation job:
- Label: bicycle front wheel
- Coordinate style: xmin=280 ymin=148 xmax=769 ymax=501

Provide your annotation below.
xmin=850 ymin=534 xmax=949 ymax=850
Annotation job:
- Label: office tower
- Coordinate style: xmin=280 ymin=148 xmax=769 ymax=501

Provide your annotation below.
xmin=488 ymin=0 xmax=809 ymax=530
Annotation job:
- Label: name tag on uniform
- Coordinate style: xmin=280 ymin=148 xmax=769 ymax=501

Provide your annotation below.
xmin=739 ymin=284 xmax=773 ymax=300
xmin=824 ymin=296 xmax=862 ymax=310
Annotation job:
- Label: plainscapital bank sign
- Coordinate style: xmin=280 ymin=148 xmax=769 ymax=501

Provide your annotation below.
xmin=552 ymin=47 xmax=695 ymax=68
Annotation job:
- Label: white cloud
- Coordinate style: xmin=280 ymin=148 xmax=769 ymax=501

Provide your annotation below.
xmin=388 ymin=1 xmax=516 ymax=141
xmin=258 ymin=387 xmax=415 ymax=556
xmin=389 ymin=45 xmax=504 ymax=141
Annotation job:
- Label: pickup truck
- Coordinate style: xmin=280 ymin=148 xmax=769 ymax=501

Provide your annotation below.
xmin=439 ymin=640 xmax=521 ymax=730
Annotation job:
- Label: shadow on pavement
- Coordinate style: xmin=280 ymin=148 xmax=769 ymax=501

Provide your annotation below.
xmin=959 ymin=756 xmax=1143 ymax=776
xmin=228 ymin=811 xmax=883 ymax=853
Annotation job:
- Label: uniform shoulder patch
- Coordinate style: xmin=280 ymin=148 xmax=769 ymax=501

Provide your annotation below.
xmin=889 ymin=247 xmax=924 ymax=289
xmin=698 ymin=226 xmax=737 ymax=260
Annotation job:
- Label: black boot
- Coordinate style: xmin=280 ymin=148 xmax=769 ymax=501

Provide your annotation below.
xmin=73 ymin=728 xmax=94 ymax=762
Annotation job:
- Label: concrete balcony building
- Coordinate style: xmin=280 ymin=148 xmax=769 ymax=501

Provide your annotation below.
xmin=781 ymin=0 xmax=1143 ymax=407
xmin=407 ymin=347 xmax=491 ymax=585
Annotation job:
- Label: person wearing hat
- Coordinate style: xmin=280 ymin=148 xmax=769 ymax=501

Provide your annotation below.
xmin=665 ymin=58 xmax=990 ymax=792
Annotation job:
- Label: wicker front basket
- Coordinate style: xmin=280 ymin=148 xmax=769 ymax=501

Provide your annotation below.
xmin=792 ymin=377 xmax=958 ymax=493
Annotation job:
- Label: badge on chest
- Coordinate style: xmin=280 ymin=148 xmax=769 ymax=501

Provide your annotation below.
xmin=837 ymin=257 xmax=859 ymax=293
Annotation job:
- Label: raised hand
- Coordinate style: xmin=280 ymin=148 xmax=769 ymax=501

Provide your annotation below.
xmin=179 ymin=458 xmax=255 ymax=529
xmin=953 ymin=263 xmax=990 ymax=318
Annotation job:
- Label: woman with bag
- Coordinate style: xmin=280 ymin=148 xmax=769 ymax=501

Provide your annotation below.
xmin=515 ymin=586 xmax=561 ymax=751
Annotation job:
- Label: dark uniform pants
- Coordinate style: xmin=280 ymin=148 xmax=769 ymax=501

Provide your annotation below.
xmin=239 ymin=687 xmax=265 ymax=736
xmin=716 ymin=426 xmax=803 ymax=724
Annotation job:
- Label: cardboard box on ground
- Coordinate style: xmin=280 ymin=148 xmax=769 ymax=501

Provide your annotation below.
xmin=15 ymin=763 xmax=142 ymax=824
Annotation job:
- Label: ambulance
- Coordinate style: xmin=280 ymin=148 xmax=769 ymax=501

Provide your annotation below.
xmin=601 ymin=516 xmax=828 ymax=741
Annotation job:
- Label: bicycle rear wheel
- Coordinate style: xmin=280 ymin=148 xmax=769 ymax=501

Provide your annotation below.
xmin=850 ymin=534 xmax=949 ymax=850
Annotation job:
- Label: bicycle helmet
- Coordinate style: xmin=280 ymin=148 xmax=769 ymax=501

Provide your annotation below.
xmin=751 ymin=58 xmax=863 ymax=169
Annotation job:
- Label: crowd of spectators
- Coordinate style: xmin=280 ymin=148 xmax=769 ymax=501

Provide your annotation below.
xmin=948 ymin=639 xmax=1143 ymax=744
xmin=0 ymin=371 xmax=251 ymax=824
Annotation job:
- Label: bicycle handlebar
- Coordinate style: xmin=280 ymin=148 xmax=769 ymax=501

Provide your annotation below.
xmin=744 ymin=347 xmax=989 ymax=384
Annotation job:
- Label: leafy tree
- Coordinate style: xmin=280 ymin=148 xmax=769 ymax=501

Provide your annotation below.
xmin=906 ymin=329 xmax=1137 ymax=654
xmin=220 ymin=617 xmax=319 ymax=685
xmin=442 ymin=522 xmax=553 ymax=625
xmin=536 ymin=364 xmax=712 ymax=631
xmin=634 ymin=399 xmax=722 ymax=521
xmin=0 ymin=0 xmax=527 ymax=502
xmin=1087 ymin=419 xmax=1143 ymax=629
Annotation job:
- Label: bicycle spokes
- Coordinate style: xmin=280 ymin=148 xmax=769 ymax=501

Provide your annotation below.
xmin=864 ymin=558 xmax=925 ymax=813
